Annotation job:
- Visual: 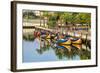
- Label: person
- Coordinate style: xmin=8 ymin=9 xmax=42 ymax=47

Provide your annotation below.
xmin=37 ymin=31 xmax=40 ymax=38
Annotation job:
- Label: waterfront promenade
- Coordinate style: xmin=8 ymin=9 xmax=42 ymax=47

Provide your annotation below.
xmin=23 ymin=22 xmax=91 ymax=41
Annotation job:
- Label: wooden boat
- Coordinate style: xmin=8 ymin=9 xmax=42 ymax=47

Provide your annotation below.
xmin=57 ymin=39 xmax=71 ymax=45
xmin=45 ymin=34 xmax=51 ymax=39
xmin=71 ymin=38 xmax=82 ymax=44
xmin=41 ymin=34 xmax=51 ymax=39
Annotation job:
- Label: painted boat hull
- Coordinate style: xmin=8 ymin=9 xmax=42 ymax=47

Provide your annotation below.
xmin=45 ymin=35 xmax=51 ymax=39
xmin=57 ymin=39 xmax=71 ymax=45
xmin=72 ymin=38 xmax=82 ymax=44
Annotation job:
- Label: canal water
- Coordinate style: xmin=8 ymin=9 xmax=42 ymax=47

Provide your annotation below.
xmin=22 ymin=37 xmax=91 ymax=63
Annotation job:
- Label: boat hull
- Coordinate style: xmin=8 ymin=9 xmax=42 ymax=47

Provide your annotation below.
xmin=57 ymin=39 xmax=71 ymax=45
xmin=72 ymin=38 xmax=82 ymax=44
xmin=45 ymin=35 xmax=51 ymax=39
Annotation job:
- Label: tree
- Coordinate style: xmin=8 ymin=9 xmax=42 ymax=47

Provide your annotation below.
xmin=77 ymin=13 xmax=91 ymax=26
xmin=47 ymin=15 xmax=57 ymax=28
xmin=41 ymin=11 xmax=50 ymax=27
xmin=39 ymin=11 xmax=91 ymax=29
xmin=23 ymin=10 xmax=37 ymax=19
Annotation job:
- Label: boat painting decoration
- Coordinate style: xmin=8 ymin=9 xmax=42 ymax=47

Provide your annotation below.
xmin=11 ymin=1 xmax=97 ymax=71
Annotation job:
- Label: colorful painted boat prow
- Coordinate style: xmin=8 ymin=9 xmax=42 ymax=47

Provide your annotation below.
xmin=57 ymin=39 xmax=71 ymax=45
xmin=71 ymin=38 xmax=82 ymax=44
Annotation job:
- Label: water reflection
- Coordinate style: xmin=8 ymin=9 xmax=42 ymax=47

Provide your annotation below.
xmin=23 ymin=37 xmax=91 ymax=62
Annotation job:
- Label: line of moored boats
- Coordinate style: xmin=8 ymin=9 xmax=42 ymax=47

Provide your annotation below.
xmin=34 ymin=30 xmax=82 ymax=45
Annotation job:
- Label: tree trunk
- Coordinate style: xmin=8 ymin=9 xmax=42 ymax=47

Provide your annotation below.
xmin=40 ymin=11 xmax=41 ymax=26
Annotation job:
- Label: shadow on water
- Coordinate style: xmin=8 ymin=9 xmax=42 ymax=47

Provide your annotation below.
xmin=23 ymin=33 xmax=91 ymax=62
xmin=34 ymin=37 xmax=91 ymax=60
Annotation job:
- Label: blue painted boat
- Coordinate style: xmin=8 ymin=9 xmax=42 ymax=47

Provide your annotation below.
xmin=56 ymin=45 xmax=65 ymax=49
xmin=57 ymin=39 xmax=71 ymax=45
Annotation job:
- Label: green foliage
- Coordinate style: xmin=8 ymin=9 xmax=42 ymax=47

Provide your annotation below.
xmin=59 ymin=12 xmax=91 ymax=25
xmin=77 ymin=13 xmax=91 ymax=25
xmin=23 ymin=10 xmax=39 ymax=19
xmin=23 ymin=10 xmax=91 ymax=27
xmin=47 ymin=15 xmax=57 ymax=28
xmin=42 ymin=11 xmax=49 ymax=17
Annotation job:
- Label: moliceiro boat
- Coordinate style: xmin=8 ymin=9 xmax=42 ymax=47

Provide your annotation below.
xmin=45 ymin=34 xmax=51 ymax=39
xmin=71 ymin=38 xmax=82 ymax=44
xmin=56 ymin=38 xmax=82 ymax=45
xmin=55 ymin=45 xmax=71 ymax=52
xmin=57 ymin=39 xmax=71 ymax=45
